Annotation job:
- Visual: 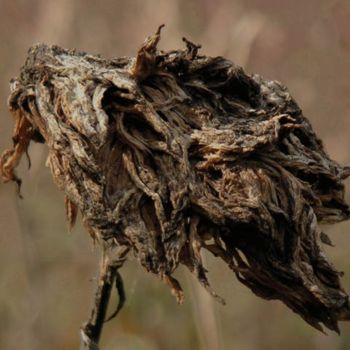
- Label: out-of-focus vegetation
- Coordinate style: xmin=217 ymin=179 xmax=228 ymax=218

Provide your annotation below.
xmin=1 ymin=1 xmax=350 ymax=349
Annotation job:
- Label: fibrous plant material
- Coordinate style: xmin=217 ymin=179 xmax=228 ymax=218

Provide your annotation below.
xmin=2 ymin=26 xmax=350 ymax=344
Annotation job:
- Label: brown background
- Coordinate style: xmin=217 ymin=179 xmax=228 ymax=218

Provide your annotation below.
xmin=1 ymin=0 xmax=350 ymax=349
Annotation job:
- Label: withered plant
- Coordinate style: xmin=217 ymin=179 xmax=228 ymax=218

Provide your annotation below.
xmin=1 ymin=26 xmax=350 ymax=348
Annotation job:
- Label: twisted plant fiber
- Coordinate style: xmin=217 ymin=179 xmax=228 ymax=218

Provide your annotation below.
xmin=2 ymin=26 xmax=350 ymax=333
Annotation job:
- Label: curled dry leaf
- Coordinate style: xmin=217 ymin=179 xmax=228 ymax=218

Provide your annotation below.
xmin=1 ymin=26 xmax=350 ymax=333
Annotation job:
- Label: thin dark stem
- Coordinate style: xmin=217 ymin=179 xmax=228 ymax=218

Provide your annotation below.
xmin=80 ymin=247 xmax=129 ymax=350
xmin=80 ymin=257 xmax=116 ymax=350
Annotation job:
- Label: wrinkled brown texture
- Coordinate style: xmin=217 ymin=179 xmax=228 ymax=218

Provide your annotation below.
xmin=1 ymin=27 xmax=350 ymax=333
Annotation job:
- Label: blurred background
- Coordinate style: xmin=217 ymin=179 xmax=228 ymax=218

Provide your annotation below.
xmin=1 ymin=0 xmax=350 ymax=349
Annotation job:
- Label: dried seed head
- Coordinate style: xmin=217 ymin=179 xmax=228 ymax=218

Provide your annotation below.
xmin=1 ymin=26 xmax=350 ymax=332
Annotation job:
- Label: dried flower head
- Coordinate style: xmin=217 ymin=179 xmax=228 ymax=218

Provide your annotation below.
xmin=2 ymin=26 xmax=350 ymax=335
